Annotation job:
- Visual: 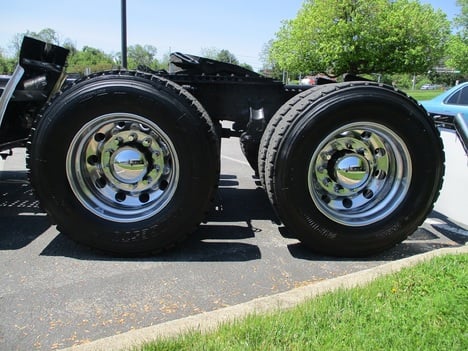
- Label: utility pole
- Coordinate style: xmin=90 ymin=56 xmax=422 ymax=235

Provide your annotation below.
xmin=121 ymin=0 xmax=127 ymax=69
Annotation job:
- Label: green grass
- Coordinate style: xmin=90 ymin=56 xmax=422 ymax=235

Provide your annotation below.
xmin=405 ymin=89 xmax=443 ymax=101
xmin=135 ymin=254 xmax=467 ymax=351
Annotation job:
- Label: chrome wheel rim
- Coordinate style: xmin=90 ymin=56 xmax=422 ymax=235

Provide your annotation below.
xmin=308 ymin=122 xmax=412 ymax=226
xmin=66 ymin=113 xmax=179 ymax=223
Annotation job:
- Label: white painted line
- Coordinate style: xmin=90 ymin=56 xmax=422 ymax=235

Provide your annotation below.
xmin=221 ymin=155 xmax=250 ymax=166
xmin=425 ymin=218 xmax=445 ymax=225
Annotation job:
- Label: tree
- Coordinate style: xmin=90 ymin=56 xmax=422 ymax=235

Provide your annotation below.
xmin=125 ymin=44 xmax=159 ymax=70
xmin=215 ymin=49 xmax=239 ymax=65
xmin=446 ymin=0 xmax=468 ymax=73
xmin=269 ymin=0 xmax=451 ymax=76
xmin=446 ymin=35 xmax=468 ymax=73
xmin=200 ymin=47 xmax=239 ymax=64
xmin=10 ymin=28 xmax=61 ymax=57
xmin=454 ymin=0 xmax=468 ymax=30
xmin=0 ymin=49 xmax=15 ymax=74
xmin=67 ymin=46 xmax=114 ymax=73
xmin=260 ymin=40 xmax=284 ymax=78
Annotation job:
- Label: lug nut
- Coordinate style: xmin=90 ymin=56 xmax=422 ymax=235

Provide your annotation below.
xmin=142 ymin=138 xmax=152 ymax=147
xmin=334 ymin=184 xmax=343 ymax=193
xmin=321 ymin=153 xmax=332 ymax=161
xmin=113 ymin=137 xmax=123 ymax=147
xmin=317 ymin=165 xmax=326 ymax=174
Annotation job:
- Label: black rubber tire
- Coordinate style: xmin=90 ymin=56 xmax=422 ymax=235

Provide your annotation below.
xmin=258 ymin=85 xmax=322 ymax=188
xmin=263 ymin=82 xmax=444 ymax=257
xmin=28 ymin=71 xmax=220 ymax=255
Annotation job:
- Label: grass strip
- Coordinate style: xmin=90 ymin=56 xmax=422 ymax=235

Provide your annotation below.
xmin=135 ymin=254 xmax=467 ymax=351
xmin=405 ymin=89 xmax=442 ymax=101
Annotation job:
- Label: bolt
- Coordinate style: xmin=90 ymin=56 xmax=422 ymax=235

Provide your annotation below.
xmin=128 ymin=133 xmax=137 ymax=142
xmin=361 ymin=131 xmax=371 ymax=139
xmin=321 ymin=153 xmax=332 ymax=161
xmin=145 ymin=176 xmax=153 ymax=184
xmin=332 ymin=142 xmax=342 ymax=151
xmin=142 ymin=138 xmax=152 ymax=147
xmin=113 ymin=137 xmax=123 ymax=147
xmin=334 ymin=184 xmax=344 ymax=193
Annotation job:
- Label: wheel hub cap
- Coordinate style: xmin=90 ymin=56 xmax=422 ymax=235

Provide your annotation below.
xmin=334 ymin=154 xmax=370 ymax=190
xmin=111 ymin=148 xmax=148 ymax=183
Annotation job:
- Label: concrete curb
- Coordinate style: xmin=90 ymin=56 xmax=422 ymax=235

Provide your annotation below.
xmin=60 ymin=245 xmax=468 ymax=351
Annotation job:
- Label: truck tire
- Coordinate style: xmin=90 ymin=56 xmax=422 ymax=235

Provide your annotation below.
xmin=263 ymin=82 xmax=444 ymax=257
xmin=29 ymin=72 xmax=220 ymax=255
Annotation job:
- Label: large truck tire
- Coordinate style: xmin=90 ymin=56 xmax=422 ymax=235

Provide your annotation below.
xmin=28 ymin=72 xmax=220 ymax=255
xmin=261 ymin=82 xmax=444 ymax=257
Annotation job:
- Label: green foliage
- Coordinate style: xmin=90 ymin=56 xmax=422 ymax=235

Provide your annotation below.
xmin=200 ymin=47 xmax=240 ymax=65
xmin=446 ymin=1 xmax=468 ymax=73
xmin=0 ymin=49 xmax=15 ymax=74
xmin=125 ymin=44 xmax=159 ymax=70
xmin=260 ymin=40 xmax=287 ymax=79
xmin=216 ymin=49 xmax=239 ymax=65
xmin=270 ymin=0 xmax=451 ymax=76
xmin=454 ymin=0 xmax=468 ymax=32
xmin=446 ymin=34 xmax=468 ymax=73
xmin=9 ymin=28 xmax=62 ymax=58
xmin=67 ymin=46 xmax=114 ymax=74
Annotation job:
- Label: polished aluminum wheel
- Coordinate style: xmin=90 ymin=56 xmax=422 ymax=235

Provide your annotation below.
xmin=66 ymin=113 xmax=179 ymax=222
xmin=308 ymin=122 xmax=412 ymax=226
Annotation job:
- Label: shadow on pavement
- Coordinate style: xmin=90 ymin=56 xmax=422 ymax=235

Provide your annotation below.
xmin=1 ymin=171 xmax=465 ymax=262
xmin=0 ymin=171 xmax=50 ymax=250
xmin=40 ymin=223 xmax=263 ymax=262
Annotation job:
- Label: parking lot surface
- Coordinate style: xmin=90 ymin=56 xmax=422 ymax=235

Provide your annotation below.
xmin=0 ymin=132 xmax=466 ymax=350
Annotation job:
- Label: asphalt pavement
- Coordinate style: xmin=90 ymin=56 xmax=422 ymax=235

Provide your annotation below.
xmin=0 ymin=130 xmax=466 ymax=351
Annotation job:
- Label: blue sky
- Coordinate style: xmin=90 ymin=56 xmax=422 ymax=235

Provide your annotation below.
xmin=0 ymin=0 xmax=461 ymax=70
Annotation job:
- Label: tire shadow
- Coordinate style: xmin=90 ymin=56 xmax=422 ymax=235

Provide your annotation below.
xmin=284 ymin=214 xmax=466 ymax=262
xmin=39 ymin=173 xmax=271 ymax=261
xmin=0 ymin=171 xmax=50 ymax=250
